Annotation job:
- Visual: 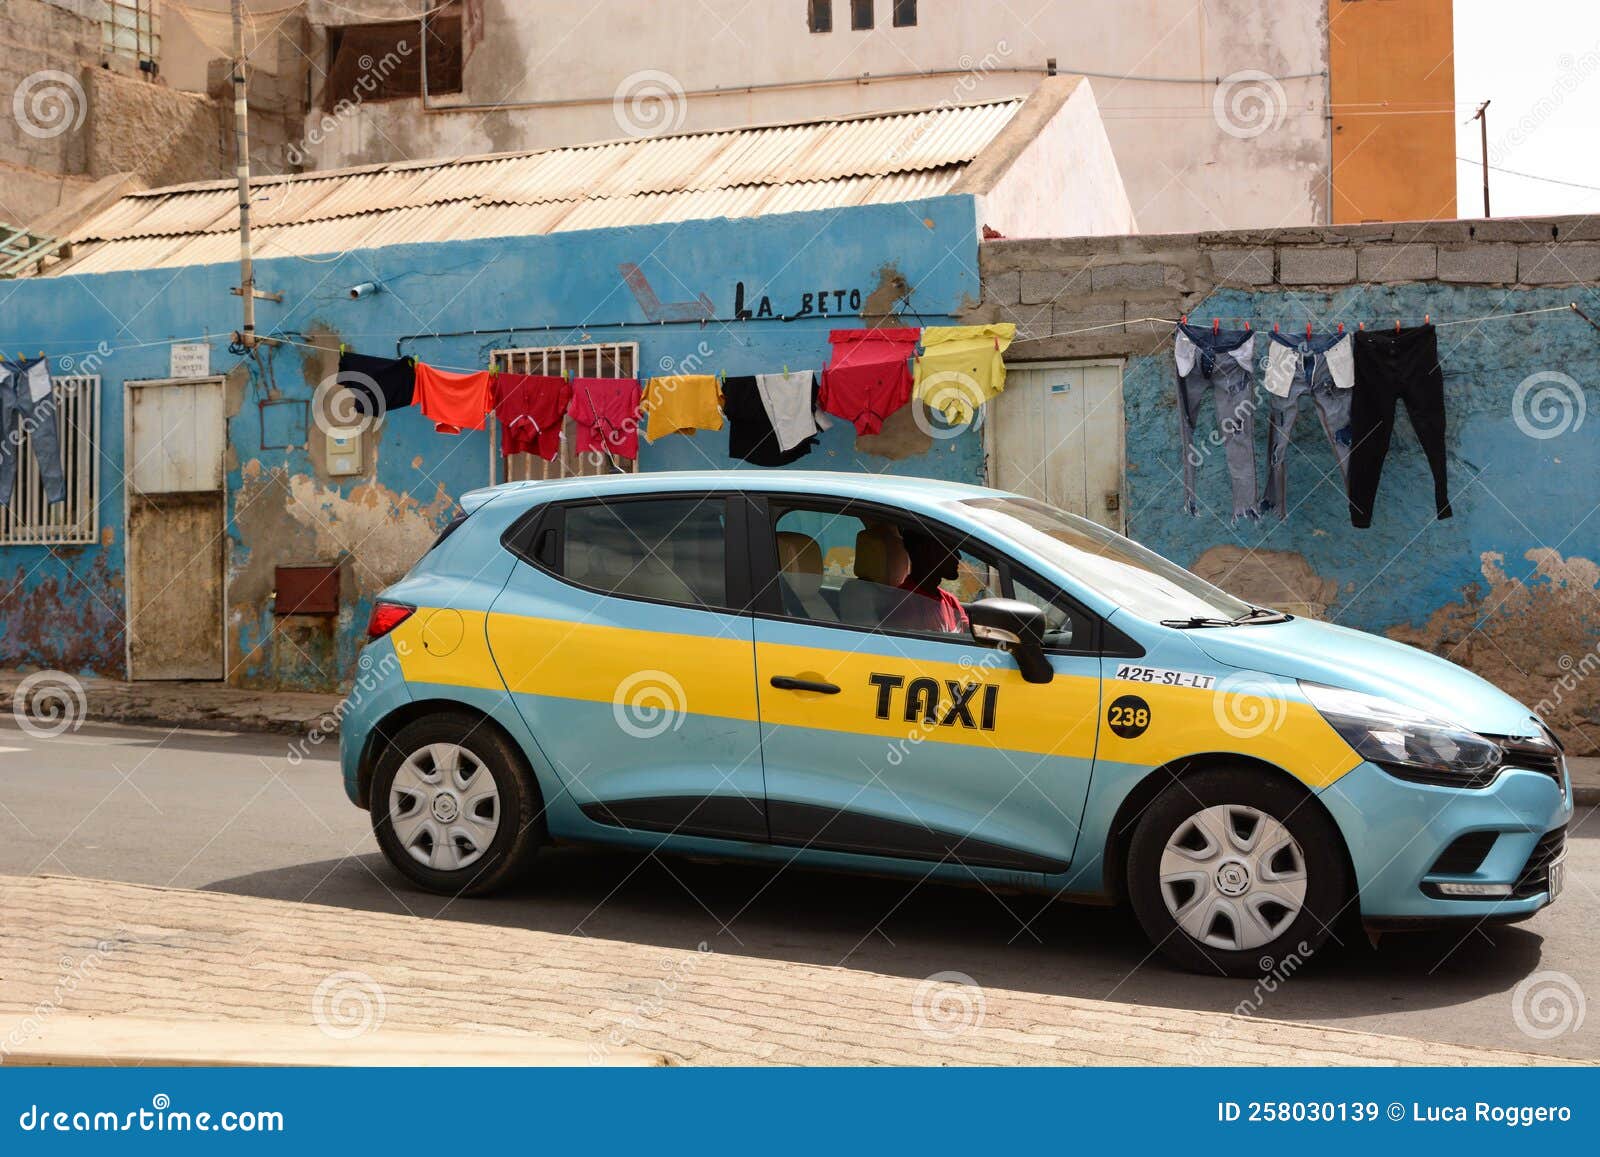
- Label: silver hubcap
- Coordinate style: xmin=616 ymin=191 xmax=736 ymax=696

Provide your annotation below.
xmin=389 ymin=742 xmax=500 ymax=872
xmin=1159 ymin=804 xmax=1308 ymax=952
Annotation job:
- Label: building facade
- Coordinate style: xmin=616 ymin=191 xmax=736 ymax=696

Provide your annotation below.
xmin=293 ymin=0 xmax=1456 ymax=232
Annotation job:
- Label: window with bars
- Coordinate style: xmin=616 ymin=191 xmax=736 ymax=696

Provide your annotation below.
xmin=0 ymin=375 xmax=101 ymax=546
xmin=489 ymin=343 xmax=639 ymax=483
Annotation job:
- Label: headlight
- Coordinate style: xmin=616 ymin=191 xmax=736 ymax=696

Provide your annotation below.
xmin=1299 ymin=681 xmax=1503 ymax=785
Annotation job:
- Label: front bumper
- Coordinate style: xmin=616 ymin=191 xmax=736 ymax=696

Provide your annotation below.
xmin=1319 ymin=759 xmax=1572 ymax=921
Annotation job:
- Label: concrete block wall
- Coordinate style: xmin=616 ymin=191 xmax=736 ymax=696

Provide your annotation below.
xmin=85 ymin=69 xmax=225 ymax=185
xmin=966 ymin=216 xmax=1600 ymax=753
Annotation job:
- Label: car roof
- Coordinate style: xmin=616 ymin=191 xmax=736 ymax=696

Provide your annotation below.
xmin=461 ymin=470 xmax=1010 ymax=513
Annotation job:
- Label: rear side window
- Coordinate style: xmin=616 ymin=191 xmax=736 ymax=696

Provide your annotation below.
xmin=561 ymin=498 xmax=728 ymax=609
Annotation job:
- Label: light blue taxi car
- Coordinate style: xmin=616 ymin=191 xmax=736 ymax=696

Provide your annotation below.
xmin=339 ymin=472 xmax=1570 ymax=975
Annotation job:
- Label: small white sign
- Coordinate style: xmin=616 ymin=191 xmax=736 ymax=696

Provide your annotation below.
xmin=170 ymin=342 xmax=211 ymax=379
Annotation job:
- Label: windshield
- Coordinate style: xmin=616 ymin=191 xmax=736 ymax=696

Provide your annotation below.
xmin=960 ymin=496 xmax=1254 ymax=623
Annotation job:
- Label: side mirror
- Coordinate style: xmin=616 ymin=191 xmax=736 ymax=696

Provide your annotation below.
xmin=967 ymin=597 xmax=1054 ymax=684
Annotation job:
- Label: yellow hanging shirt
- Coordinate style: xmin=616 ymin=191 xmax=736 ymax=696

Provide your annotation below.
xmin=642 ymin=374 xmax=725 ymax=443
xmin=913 ymin=323 xmax=1017 ymax=425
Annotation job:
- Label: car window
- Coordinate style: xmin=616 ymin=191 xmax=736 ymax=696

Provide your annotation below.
xmin=768 ymin=503 xmax=999 ymax=639
xmin=1007 ymin=570 xmax=1093 ymax=652
xmin=561 ymin=497 xmax=727 ymax=608
xmin=962 ymin=495 xmax=1251 ymax=622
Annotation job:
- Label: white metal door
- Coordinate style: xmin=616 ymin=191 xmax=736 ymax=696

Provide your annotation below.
xmin=988 ymin=361 xmax=1126 ymax=532
xmin=125 ymin=377 xmax=227 ymax=680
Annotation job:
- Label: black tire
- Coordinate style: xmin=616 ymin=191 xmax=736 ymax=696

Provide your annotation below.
xmin=1126 ymin=768 xmax=1349 ymax=977
xmin=369 ymin=712 xmax=544 ymax=896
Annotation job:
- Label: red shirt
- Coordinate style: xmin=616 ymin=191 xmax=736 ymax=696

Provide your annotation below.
xmin=894 ymin=579 xmax=969 ymax=634
xmin=819 ymin=327 xmax=919 ymax=435
xmin=567 ymin=378 xmax=643 ymax=460
xmin=494 ymin=373 xmax=571 ymax=460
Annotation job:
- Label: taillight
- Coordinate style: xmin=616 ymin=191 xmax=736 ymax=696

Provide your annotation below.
xmin=366 ymin=600 xmax=415 ymax=640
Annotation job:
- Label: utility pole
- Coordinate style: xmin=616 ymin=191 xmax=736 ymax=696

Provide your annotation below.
xmin=231 ymin=0 xmax=256 ymax=349
xmin=1473 ymin=100 xmax=1492 ymax=218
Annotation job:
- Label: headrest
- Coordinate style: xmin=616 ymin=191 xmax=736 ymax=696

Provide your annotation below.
xmin=776 ymin=531 xmax=822 ymax=576
xmin=854 ymin=526 xmax=909 ymax=586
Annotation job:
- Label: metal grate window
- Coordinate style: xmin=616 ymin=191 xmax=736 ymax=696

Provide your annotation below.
xmin=0 ymin=375 xmax=101 ymax=546
xmin=489 ymin=343 xmax=639 ymax=483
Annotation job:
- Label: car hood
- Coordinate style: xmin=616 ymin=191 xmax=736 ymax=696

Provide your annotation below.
xmin=1188 ymin=616 xmax=1542 ymax=739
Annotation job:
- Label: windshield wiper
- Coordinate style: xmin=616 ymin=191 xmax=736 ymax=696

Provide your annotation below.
xmin=1160 ymin=607 xmax=1292 ymax=629
xmin=1232 ymin=606 xmax=1292 ymax=624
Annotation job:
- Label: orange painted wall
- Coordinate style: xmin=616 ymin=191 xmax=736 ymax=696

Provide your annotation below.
xmin=1328 ymin=0 xmax=1457 ymax=222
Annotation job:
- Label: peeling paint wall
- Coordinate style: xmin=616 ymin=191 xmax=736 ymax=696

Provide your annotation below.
xmin=971 ymin=217 xmax=1600 ymax=753
xmin=0 ymin=195 xmax=981 ymax=691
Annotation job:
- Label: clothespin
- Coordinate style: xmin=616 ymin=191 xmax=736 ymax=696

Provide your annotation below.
xmin=1359 ymin=321 xmax=1365 ymax=331
xmin=1180 ymin=314 xmax=1188 ymax=325
xmin=1395 ymin=319 xmax=1401 ymax=332
xmin=1212 ymin=318 xmax=1220 ymax=334
xmin=1306 ymin=322 xmax=1313 ymax=340
xmin=1272 ymin=322 xmax=1279 ymax=333
xmin=1243 ymin=321 xmax=1251 ymax=331
xmin=1337 ymin=322 xmax=1344 ymax=333
xmin=1424 ymin=314 xmax=1431 ymax=325
xmin=339 ymin=342 xmax=346 ymax=354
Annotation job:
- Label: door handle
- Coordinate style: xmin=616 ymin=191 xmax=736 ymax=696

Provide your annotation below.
xmin=770 ymin=675 xmax=841 ymax=695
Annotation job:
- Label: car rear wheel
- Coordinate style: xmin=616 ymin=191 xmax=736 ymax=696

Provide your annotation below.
xmin=370 ymin=713 xmax=543 ymax=896
xmin=1126 ymin=768 xmax=1348 ymax=976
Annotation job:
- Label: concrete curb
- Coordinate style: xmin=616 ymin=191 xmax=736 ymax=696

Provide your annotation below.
xmin=4 ymin=873 xmax=1585 ymax=1066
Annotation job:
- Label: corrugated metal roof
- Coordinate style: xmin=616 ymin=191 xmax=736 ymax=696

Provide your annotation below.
xmin=44 ymin=97 xmax=1024 ymax=276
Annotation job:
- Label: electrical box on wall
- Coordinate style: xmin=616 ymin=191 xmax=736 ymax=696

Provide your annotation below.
xmin=326 ymin=426 xmax=364 ymax=476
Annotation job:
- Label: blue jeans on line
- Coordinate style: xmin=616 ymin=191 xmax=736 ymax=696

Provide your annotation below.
xmin=1176 ymin=323 xmax=1261 ymax=521
xmin=0 ymin=359 xmax=67 ymax=507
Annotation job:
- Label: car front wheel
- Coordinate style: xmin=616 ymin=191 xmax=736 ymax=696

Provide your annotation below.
xmin=1126 ymin=768 xmax=1349 ymax=976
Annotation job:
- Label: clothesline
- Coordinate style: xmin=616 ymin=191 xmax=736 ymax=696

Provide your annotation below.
xmin=1055 ymin=303 xmax=1582 ymax=340
xmin=17 ymin=303 xmax=1594 ymax=369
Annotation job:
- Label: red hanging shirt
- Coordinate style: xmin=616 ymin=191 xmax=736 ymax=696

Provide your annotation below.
xmin=494 ymin=373 xmax=571 ymax=460
xmin=819 ymin=327 xmax=919 ymax=435
xmin=567 ymin=378 xmax=643 ymax=460
xmin=414 ymin=363 xmax=493 ymax=434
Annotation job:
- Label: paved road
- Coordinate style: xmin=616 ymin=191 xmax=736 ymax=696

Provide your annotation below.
xmin=2 ymin=717 xmax=1595 ymax=1060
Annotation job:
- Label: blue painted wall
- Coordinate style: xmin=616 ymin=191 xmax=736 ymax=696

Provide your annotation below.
xmin=1123 ymin=284 xmax=1600 ymax=637
xmin=0 ymin=195 xmax=982 ymax=687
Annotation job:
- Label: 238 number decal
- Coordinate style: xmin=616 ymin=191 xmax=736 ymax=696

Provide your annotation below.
xmin=1107 ymin=694 xmax=1151 ymax=738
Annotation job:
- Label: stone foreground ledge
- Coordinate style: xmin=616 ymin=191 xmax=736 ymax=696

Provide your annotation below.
xmin=0 ymin=875 xmax=1576 ymax=1067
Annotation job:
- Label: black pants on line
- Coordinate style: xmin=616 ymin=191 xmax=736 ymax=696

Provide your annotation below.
xmin=1348 ymin=325 xmax=1452 ymax=528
